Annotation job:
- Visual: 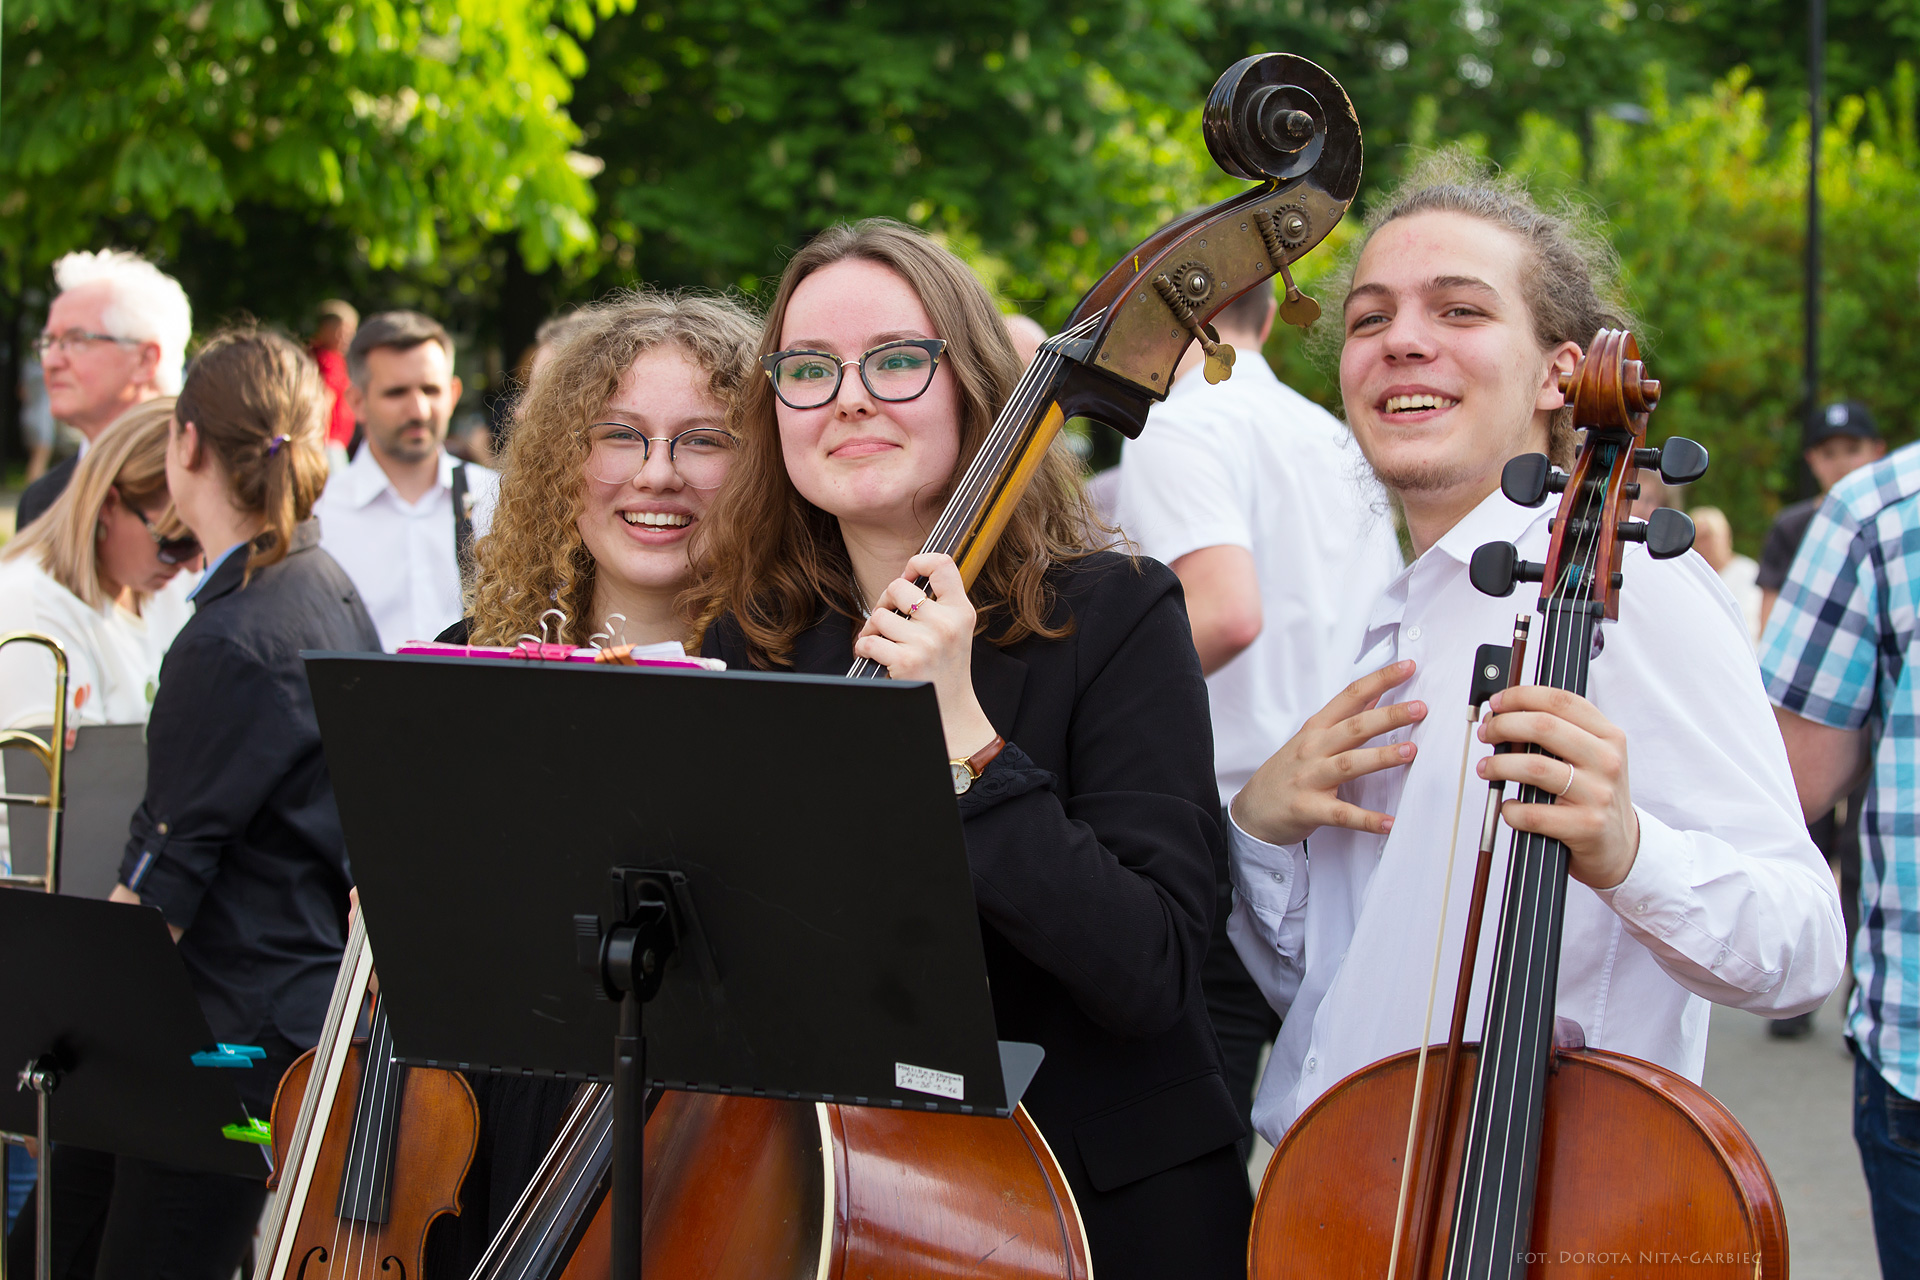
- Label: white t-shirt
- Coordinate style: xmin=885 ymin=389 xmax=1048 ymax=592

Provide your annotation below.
xmin=0 ymin=553 xmax=191 ymax=871
xmin=312 ymin=447 xmax=498 ymax=651
xmin=1113 ymin=356 xmax=1404 ymax=805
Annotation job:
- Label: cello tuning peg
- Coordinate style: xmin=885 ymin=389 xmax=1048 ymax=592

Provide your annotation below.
xmin=1658 ymin=436 xmax=1709 ymax=485
xmin=1469 ymin=542 xmax=1546 ymax=598
xmin=1499 ymin=453 xmax=1565 ymax=508
xmin=1617 ymin=508 xmax=1695 ymax=560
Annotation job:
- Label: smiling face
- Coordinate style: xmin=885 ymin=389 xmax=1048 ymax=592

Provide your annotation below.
xmin=575 ymin=343 xmax=734 ymax=601
xmin=774 ymin=258 xmax=962 ymax=545
xmin=1340 ymin=211 xmax=1579 ymax=539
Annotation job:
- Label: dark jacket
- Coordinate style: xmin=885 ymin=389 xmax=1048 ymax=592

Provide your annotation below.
xmin=15 ymin=453 xmax=76 ymax=528
xmin=704 ymin=552 xmax=1245 ymax=1196
xmin=119 ymin=519 xmax=382 ymax=1048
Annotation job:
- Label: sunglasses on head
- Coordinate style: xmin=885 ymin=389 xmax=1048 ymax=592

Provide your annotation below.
xmin=117 ymin=489 xmax=201 ymax=566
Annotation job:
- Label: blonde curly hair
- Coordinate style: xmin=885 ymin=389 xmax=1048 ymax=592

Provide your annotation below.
xmin=468 ymin=290 xmax=760 ymax=646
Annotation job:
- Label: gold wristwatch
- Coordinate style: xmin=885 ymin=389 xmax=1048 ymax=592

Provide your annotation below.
xmin=950 ymin=734 xmax=1007 ymax=796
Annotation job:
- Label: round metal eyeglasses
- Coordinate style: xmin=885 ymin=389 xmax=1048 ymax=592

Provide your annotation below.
xmin=760 ymin=339 xmax=948 ymax=410
xmin=583 ymin=423 xmax=738 ymax=490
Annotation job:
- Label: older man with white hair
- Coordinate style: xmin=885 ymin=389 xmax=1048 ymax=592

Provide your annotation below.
xmin=16 ymin=249 xmax=193 ymax=528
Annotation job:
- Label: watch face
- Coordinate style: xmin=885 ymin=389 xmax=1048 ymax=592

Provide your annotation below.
xmin=951 ymin=761 xmax=973 ymax=795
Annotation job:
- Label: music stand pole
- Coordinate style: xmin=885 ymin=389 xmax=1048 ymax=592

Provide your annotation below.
xmin=583 ymin=868 xmax=680 ymax=1279
xmin=15 ymin=1057 xmax=56 ymax=1280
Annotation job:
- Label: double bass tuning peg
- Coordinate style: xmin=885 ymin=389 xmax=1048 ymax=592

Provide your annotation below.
xmin=1500 ymin=453 xmax=1568 ymax=509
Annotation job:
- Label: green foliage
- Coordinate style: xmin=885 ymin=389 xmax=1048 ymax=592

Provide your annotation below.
xmin=0 ymin=0 xmax=605 ymax=293
xmin=1503 ymin=64 xmax=1920 ymax=549
xmin=569 ymin=0 xmax=1234 ymax=321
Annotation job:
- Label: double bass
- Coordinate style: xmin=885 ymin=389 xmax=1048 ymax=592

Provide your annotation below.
xmin=1247 ymin=332 xmax=1787 ymax=1278
xmin=470 ymin=49 xmax=1365 ymax=1280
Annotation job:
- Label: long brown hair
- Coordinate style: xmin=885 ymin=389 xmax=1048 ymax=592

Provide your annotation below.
xmin=173 ymin=326 xmax=329 ymax=576
xmin=3 ymin=398 xmax=181 ymax=610
xmin=689 ymin=219 xmax=1101 ymax=669
xmin=468 ymin=290 xmax=760 ymax=646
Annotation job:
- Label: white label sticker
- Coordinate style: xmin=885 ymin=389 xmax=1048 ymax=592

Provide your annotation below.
xmin=894 ymin=1061 xmax=964 ymax=1101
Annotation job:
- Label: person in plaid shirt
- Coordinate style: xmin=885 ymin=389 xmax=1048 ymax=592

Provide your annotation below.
xmin=1761 ymin=436 xmax=1920 ymax=1277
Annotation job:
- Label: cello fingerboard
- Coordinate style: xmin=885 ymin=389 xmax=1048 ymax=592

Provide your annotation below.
xmin=1445 ymin=598 xmax=1594 ymax=1279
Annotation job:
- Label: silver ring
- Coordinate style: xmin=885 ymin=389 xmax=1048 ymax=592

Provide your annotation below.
xmin=1556 ymin=763 xmax=1577 ymax=798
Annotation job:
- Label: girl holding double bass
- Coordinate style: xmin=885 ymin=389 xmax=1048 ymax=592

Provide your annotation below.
xmin=692 ymin=218 xmax=1250 ymax=1279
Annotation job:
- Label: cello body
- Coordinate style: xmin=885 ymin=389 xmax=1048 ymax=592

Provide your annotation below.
xmin=265 ymin=1042 xmax=479 ymax=1280
xmin=1250 ymin=1044 xmax=1786 ymax=1278
xmin=554 ymin=1091 xmax=1090 ymax=1280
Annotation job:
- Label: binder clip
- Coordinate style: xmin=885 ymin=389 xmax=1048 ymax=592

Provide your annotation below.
xmin=222 ymin=1117 xmax=272 ymax=1145
xmin=191 ymin=1043 xmax=265 ymax=1069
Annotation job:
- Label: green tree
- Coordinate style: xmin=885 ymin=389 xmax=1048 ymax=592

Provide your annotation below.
xmin=1 ymin=0 xmax=602 ymax=290
xmin=566 ymin=0 xmax=1232 ymax=323
xmin=1503 ymin=64 xmax=1920 ymax=548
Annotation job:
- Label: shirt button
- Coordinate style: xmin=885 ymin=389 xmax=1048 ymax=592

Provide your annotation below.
xmin=1306 ymin=1057 xmax=1318 ymax=1072
xmin=1272 ymin=872 xmax=1285 ymax=882
xmin=157 ymin=822 xmax=169 ymax=835
xmin=1405 ymin=625 xmax=1423 ymax=641
xmin=1633 ymin=901 xmax=1646 ymax=914
xmin=1717 ymin=948 xmax=1729 ymax=965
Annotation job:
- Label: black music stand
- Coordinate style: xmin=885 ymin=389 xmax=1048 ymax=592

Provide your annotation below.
xmin=4 ymin=723 xmax=149 ymax=898
xmin=304 ymin=652 xmax=1041 ymax=1279
xmin=0 ymin=891 xmax=268 ymax=1275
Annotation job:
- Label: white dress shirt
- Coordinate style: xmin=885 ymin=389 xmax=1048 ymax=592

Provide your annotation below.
xmin=0 ymin=554 xmax=191 ymax=871
xmin=312 ymin=447 xmax=497 ymax=651
xmin=1114 ymin=357 xmax=1405 ymax=804
xmin=1227 ymin=487 xmax=1847 ymax=1143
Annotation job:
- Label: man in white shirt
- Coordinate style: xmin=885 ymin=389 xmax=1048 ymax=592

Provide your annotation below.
xmin=1225 ymin=168 xmax=1845 ymax=1148
xmin=1113 ymin=280 xmax=1402 ymax=1136
xmin=313 ymin=311 xmax=498 ymax=650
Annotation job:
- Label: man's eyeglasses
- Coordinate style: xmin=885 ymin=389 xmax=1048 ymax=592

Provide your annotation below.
xmin=118 ymin=490 xmax=201 ymax=566
xmin=583 ymin=424 xmax=739 ymax=490
xmin=35 ymin=330 xmax=141 ymax=358
xmin=760 ymin=339 xmax=947 ymax=411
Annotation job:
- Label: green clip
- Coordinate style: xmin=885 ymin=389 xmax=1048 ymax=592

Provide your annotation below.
xmin=222 ymin=1118 xmax=272 ymax=1145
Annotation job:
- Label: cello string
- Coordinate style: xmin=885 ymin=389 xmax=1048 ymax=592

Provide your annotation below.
xmin=1384 ymin=706 xmax=1478 ymax=1280
xmin=1454 ymin=454 xmax=1605 ymax=1268
xmin=364 ymin=1011 xmax=402 ymax=1274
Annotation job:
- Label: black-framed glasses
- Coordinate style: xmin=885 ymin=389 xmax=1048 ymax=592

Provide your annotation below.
xmin=583 ymin=423 xmax=738 ymax=490
xmin=35 ymin=330 xmax=140 ymax=358
xmin=761 ymin=339 xmax=948 ymax=410
xmin=117 ymin=489 xmax=200 ymax=566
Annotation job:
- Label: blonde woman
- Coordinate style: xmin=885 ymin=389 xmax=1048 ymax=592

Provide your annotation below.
xmin=0 ymin=398 xmax=195 ymax=737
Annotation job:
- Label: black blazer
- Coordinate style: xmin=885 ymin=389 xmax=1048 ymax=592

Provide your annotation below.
xmin=119 ymin=519 xmax=382 ymax=1048
xmin=704 ymin=552 xmax=1245 ymax=1195
xmin=14 ymin=453 xmax=76 ymax=528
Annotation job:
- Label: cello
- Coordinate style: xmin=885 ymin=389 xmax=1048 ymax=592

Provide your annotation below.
xmin=469 ymin=49 xmax=1365 ymax=1280
xmin=1246 ymin=331 xmax=1788 ymax=1278
xmin=254 ymin=912 xmax=481 ymax=1280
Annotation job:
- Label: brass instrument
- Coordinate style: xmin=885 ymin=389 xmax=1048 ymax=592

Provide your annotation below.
xmin=0 ymin=631 xmax=69 ymax=893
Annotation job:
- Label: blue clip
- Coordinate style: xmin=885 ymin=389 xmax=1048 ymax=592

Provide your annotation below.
xmin=191 ymin=1043 xmax=265 ymax=1069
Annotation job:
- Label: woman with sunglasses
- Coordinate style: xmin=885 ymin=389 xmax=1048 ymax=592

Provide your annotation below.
xmin=692 ymin=220 xmax=1250 ymax=1279
xmin=0 ymin=397 xmax=194 ymax=747
xmin=93 ymin=328 xmax=381 ymax=1280
xmin=423 ymin=289 xmax=760 ymax=1276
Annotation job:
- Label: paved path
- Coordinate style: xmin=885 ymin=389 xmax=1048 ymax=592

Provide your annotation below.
xmin=1703 ymin=992 xmax=1880 ymax=1279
